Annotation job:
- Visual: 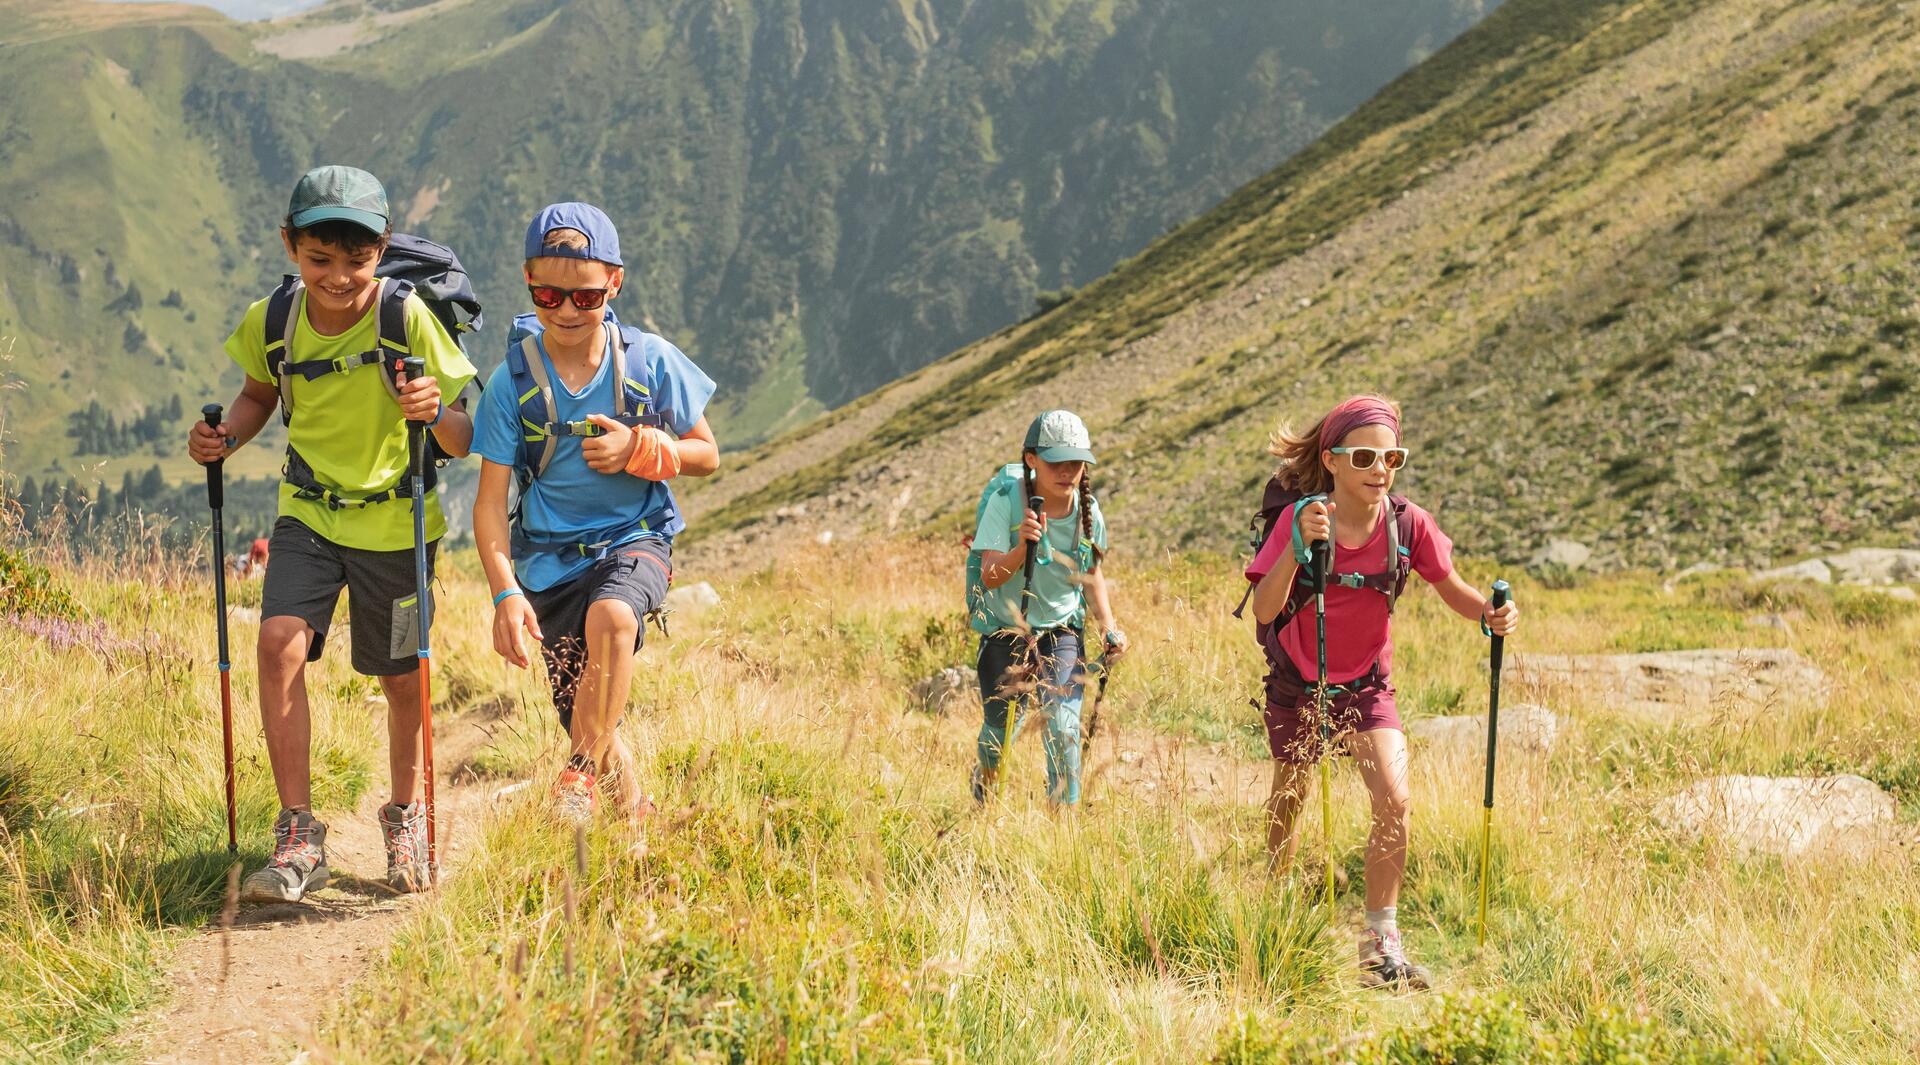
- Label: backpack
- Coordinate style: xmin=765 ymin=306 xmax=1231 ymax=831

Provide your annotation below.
xmin=1231 ymin=473 xmax=1416 ymax=634
xmin=263 ymin=233 xmax=483 ymax=510
xmin=962 ymin=463 xmax=1099 ymax=636
xmin=502 ymin=310 xmax=670 ymax=558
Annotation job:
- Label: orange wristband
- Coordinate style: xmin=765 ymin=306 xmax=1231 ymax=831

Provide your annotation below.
xmin=624 ymin=426 xmax=683 ymax=481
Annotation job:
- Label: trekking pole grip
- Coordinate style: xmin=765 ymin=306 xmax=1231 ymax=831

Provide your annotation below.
xmin=1489 ymin=580 xmax=1510 ymax=660
xmin=201 ymin=404 xmax=224 ymax=508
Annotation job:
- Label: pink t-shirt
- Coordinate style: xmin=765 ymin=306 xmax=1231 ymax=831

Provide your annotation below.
xmin=1243 ymin=500 xmax=1454 ymax=684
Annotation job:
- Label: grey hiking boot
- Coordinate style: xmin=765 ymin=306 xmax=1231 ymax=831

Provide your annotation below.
xmin=240 ymin=808 xmax=329 ymax=903
xmin=1358 ymin=928 xmax=1431 ymax=991
xmin=551 ymin=766 xmax=598 ymax=825
xmin=378 ymin=801 xmax=431 ymax=893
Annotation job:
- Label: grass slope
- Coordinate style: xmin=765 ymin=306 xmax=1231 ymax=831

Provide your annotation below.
xmin=684 ymin=0 xmax=1920 ymax=572
xmin=5 ymin=522 xmax=1917 ymax=1060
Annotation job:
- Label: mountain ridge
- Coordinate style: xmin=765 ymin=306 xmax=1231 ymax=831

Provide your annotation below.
xmin=676 ymin=0 xmax=1920 ymax=572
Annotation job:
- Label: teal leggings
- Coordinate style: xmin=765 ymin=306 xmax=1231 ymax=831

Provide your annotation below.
xmin=976 ymin=629 xmax=1087 ymax=804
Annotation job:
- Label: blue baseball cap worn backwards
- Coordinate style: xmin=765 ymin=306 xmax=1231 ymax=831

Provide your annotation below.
xmin=525 ymin=202 xmax=623 ymax=266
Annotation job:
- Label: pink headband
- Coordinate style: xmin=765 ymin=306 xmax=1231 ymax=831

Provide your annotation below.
xmin=1318 ymin=396 xmax=1401 ymax=451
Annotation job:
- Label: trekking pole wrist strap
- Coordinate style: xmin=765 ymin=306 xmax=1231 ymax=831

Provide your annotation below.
xmin=1290 ymin=494 xmax=1327 ymax=565
xmin=426 ymin=404 xmax=445 ymax=428
xmin=1479 ymin=603 xmax=1494 ymax=638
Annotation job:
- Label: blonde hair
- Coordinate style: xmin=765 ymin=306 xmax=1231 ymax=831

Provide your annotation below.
xmin=524 ymin=227 xmax=593 ymax=268
xmin=1265 ymin=393 xmax=1403 ymax=495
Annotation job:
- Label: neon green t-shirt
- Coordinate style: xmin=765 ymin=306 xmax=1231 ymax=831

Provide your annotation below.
xmin=224 ymin=291 xmax=477 ymax=551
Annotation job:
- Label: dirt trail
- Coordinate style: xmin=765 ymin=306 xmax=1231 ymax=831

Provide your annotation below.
xmin=132 ymin=713 xmax=502 ymax=1065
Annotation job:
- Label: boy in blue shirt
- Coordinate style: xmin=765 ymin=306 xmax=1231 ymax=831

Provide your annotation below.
xmin=472 ymin=203 xmax=718 ymax=824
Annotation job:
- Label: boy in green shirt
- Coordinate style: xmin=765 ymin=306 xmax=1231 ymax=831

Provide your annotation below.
xmin=187 ymin=166 xmax=477 ymax=901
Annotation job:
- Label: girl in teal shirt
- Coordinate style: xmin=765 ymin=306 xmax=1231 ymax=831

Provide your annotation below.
xmin=965 ymin=410 xmax=1128 ymax=806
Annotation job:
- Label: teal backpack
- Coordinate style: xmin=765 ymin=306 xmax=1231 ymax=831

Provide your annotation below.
xmin=962 ymin=462 xmax=1098 ymax=636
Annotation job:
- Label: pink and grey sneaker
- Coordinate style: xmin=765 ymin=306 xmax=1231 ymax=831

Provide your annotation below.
xmin=552 ymin=767 xmax=598 ymax=825
xmin=378 ymin=801 xmax=431 ymax=893
xmin=240 ymin=808 xmax=329 ymax=903
xmin=1358 ymin=927 xmax=1431 ymax=991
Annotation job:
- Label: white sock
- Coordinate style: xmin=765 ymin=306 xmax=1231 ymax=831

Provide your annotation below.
xmin=1365 ymin=907 xmax=1397 ymax=939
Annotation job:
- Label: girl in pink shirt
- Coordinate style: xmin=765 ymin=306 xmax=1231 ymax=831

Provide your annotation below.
xmin=1244 ymin=394 xmax=1519 ymax=990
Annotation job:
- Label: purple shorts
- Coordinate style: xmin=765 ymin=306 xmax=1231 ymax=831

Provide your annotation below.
xmin=1261 ymin=655 xmax=1401 ymax=763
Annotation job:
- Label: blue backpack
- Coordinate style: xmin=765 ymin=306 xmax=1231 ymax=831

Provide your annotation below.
xmin=962 ymin=463 xmax=1098 ymax=636
xmin=263 ymin=233 xmax=483 ymax=509
xmin=503 ymin=310 xmax=670 ymax=556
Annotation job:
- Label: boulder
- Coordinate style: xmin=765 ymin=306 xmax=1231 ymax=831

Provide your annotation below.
xmin=910 ymin=667 xmax=975 ymax=716
xmin=664 ymin=581 xmax=721 ymax=613
xmin=1528 ymin=539 xmax=1592 ymax=570
xmin=1818 ymin=547 xmax=1920 ymax=585
xmin=1754 ymin=558 xmax=1832 ymax=584
xmin=1657 ymin=774 xmax=1894 ymax=856
xmin=1507 ymin=648 xmax=1827 ymax=719
xmin=1407 ymin=703 xmax=1559 ymax=757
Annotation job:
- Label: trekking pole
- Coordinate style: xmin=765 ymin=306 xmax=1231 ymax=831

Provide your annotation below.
xmin=201 ymin=404 xmax=238 ymax=855
xmin=1476 ymin=579 xmax=1511 ymax=948
xmin=1002 ymin=493 xmax=1045 ymax=798
xmin=401 ymin=357 xmax=438 ymax=879
xmin=1080 ymin=633 xmax=1118 ymax=760
xmin=1311 ymin=537 xmax=1335 ymax=917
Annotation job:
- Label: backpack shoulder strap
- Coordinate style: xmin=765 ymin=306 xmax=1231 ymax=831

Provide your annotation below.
xmin=508 ymin=334 xmax=561 ymax=480
xmin=371 ymin=278 xmax=408 ymax=405
xmin=1387 ymin=496 xmax=1415 ymax=611
xmin=610 ymin=324 xmax=659 ymax=424
xmin=265 ymin=276 xmax=302 ymax=425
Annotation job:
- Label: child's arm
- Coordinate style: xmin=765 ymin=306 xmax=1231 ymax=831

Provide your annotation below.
xmin=1429 ymin=570 xmax=1520 ymax=636
xmin=395 ymin=366 xmax=473 ymax=458
xmin=1251 ymin=500 xmax=1332 ymax=626
xmin=978 ymin=505 xmax=1044 ymax=589
xmin=473 ymin=460 xmax=543 ymax=668
xmin=1082 ymin=563 xmax=1128 ymax=656
xmin=580 ymin=415 xmax=719 ymax=479
xmin=187 ymin=377 xmax=279 ymax=464
xmin=674 ymin=416 xmax=719 ymax=477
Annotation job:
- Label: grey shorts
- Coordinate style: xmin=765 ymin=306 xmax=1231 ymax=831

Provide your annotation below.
xmin=260 ymin=516 xmax=438 ymax=677
xmin=524 ymin=537 xmax=672 ymax=731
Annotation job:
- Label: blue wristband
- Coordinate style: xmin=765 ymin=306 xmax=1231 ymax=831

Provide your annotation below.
xmin=426 ymin=404 xmax=446 ymax=428
xmin=492 ymin=587 xmax=523 ymax=607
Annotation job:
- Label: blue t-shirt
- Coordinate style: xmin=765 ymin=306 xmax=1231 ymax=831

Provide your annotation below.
xmin=970 ymin=485 xmax=1108 ymax=632
xmin=474 ymin=328 xmax=715 ymax=591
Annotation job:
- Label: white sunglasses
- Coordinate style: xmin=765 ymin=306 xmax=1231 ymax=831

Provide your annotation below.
xmin=1329 ymin=446 xmax=1409 ymax=471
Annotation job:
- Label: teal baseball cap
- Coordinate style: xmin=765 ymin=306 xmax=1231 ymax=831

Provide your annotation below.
xmin=287 ymin=165 xmax=389 ymax=234
xmin=1023 ymin=409 xmax=1097 ymax=464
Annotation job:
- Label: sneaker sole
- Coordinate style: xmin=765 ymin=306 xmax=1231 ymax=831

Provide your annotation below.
xmin=239 ymin=865 xmax=330 ymax=904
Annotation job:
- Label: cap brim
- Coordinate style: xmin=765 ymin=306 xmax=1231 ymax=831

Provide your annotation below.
xmin=1035 ymin=446 xmax=1096 ymax=465
xmin=288 ymin=206 xmax=387 ymax=234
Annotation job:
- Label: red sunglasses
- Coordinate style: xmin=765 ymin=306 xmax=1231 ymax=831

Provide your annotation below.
xmin=527 ymin=284 xmax=609 ymax=310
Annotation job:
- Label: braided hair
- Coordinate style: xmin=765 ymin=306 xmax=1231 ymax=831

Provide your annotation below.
xmin=1078 ymin=469 xmax=1100 ymax=564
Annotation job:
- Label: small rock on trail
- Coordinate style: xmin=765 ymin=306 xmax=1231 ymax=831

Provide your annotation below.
xmin=664 ymin=581 xmax=722 ymax=613
xmin=1407 ymin=702 xmax=1559 ymax=757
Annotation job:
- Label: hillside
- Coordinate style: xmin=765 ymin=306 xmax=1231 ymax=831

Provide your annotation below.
xmin=680 ymin=0 xmax=1920 ymax=572
xmin=0 ymin=0 xmax=1492 ymax=483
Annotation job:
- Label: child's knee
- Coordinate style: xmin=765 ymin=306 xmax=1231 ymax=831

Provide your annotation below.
xmin=584 ymin=599 xmax=640 ymax=644
xmin=257 ymin=617 xmax=311 ymax=675
xmin=1372 ymin=788 xmax=1412 ymax=826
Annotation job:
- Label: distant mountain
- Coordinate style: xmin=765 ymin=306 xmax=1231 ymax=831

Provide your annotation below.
xmin=0 ymin=0 xmax=1493 ymax=485
xmin=679 ymin=0 xmax=1920 ymax=572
